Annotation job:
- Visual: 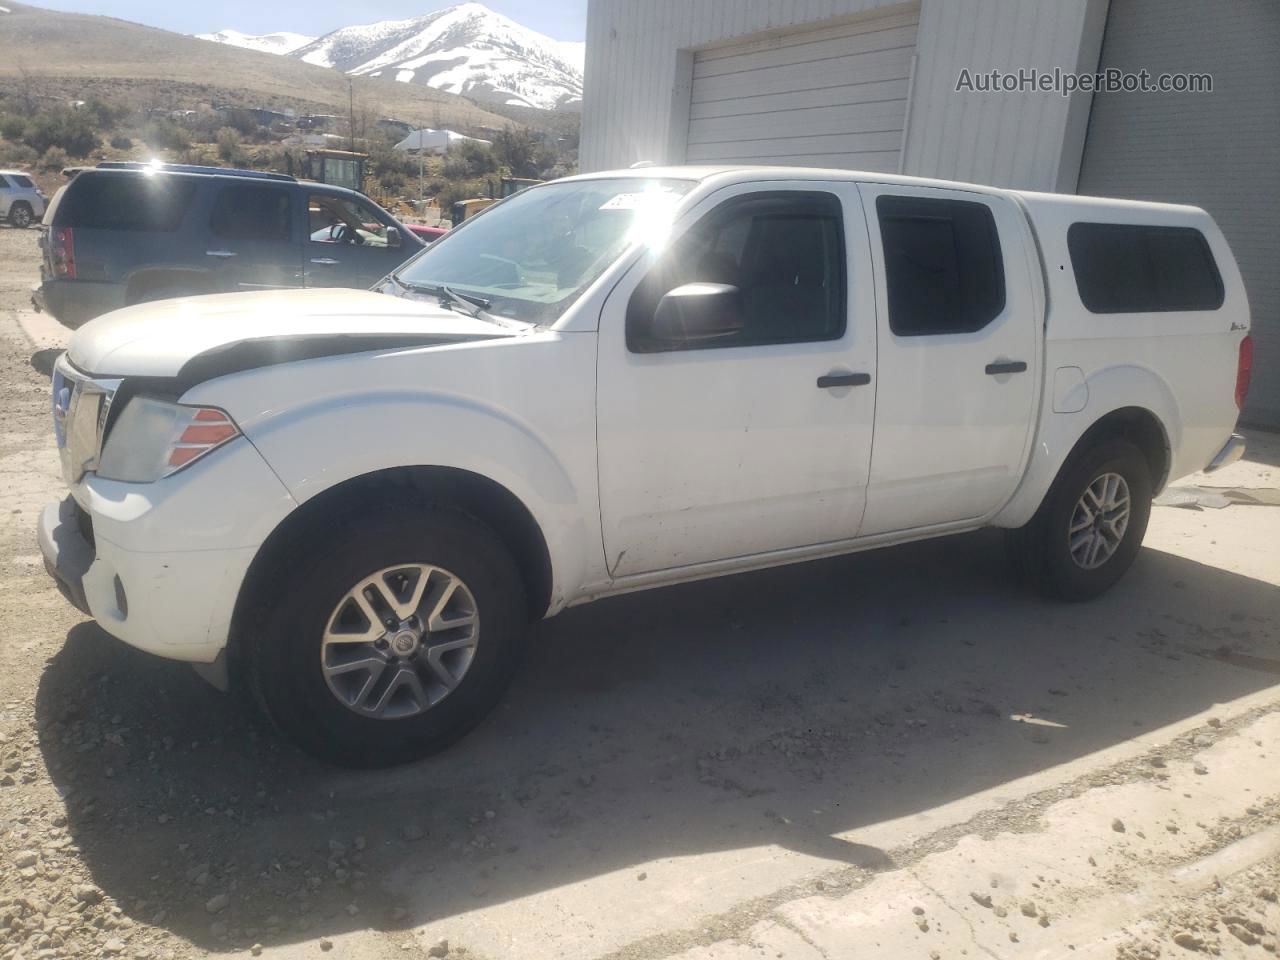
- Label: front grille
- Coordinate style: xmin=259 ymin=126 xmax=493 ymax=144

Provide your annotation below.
xmin=52 ymin=355 xmax=122 ymax=485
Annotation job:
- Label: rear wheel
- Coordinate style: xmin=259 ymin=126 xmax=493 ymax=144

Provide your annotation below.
xmin=8 ymin=202 xmax=33 ymax=228
xmin=1008 ymin=439 xmax=1152 ymax=600
xmin=247 ymin=501 xmax=528 ymax=767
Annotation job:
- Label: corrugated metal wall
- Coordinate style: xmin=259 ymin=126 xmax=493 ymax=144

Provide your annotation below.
xmin=1076 ymin=0 xmax=1280 ymax=426
xmin=581 ymin=0 xmax=1107 ymax=193
xmin=900 ymin=0 xmax=1109 ymax=190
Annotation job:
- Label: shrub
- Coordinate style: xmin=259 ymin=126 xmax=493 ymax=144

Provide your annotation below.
xmin=109 ymin=134 xmax=133 ymax=150
xmin=431 ymin=177 xmax=489 ymax=213
xmin=147 ymin=122 xmax=191 ymax=153
xmin=84 ymin=98 xmax=126 ymax=130
xmin=25 ymin=108 xmax=99 ymax=157
xmin=215 ymin=126 xmax=243 ymax=163
xmin=39 ymin=145 xmax=70 ymax=172
xmin=0 ymin=141 xmax=38 ymax=167
xmin=443 ymin=139 xmax=498 ymax=179
xmin=0 ymin=115 xmax=25 ymax=142
xmin=493 ymin=125 xmax=538 ymax=178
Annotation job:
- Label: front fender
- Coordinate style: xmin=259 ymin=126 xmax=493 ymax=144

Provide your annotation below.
xmin=181 ymin=335 xmax=604 ymax=613
xmin=992 ymin=363 xmax=1180 ymax=528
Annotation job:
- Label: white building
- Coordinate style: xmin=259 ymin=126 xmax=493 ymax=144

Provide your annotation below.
xmin=394 ymin=128 xmax=492 ymax=155
xmin=580 ymin=0 xmax=1279 ymax=426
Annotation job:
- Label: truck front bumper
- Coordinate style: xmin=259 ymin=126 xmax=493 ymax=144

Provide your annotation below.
xmin=36 ymin=436 xmax=297 ymax=666
xmin=38 ymin=495 xmax=258 ymax=665
xmin=1204 ymin=433 xmax=1247 ymax=473
xmin=38 ymin=496 xmax=93 ymax=615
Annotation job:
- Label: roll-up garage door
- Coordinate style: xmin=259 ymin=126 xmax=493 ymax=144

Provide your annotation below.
xmin=686 ymin=6 xmax=919 ymax=171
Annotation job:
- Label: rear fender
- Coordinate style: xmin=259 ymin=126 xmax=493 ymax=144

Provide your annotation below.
xmin=992 ymin=363 xmax=1179 ymax=528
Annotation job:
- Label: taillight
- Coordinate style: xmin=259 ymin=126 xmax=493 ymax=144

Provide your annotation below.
xmin=168 ymin=408 xmax=239 ymax=470
xmin=1235 ymin=335 xmax=1253 ymax=410
xmin=50 ymin=226 xmax=75 ymax=279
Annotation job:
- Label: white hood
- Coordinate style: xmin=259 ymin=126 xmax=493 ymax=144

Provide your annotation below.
xmin=68 ymin=289 xmax=514 ymax=378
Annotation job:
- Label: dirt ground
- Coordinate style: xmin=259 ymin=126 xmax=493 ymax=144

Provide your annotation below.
xmin=1 ymin=221 xmax=1278 ymax=960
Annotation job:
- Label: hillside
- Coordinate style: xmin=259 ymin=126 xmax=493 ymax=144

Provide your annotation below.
xmin=0 ymin=1 xmax=516 ymax=133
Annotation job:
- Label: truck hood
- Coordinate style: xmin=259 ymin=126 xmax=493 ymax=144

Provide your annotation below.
xmin=67 ymin=288 xmax=517 ymax=381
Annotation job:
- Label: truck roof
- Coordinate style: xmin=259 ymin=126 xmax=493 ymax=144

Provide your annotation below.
xmin=564 ymin=164 xmax=1207 ymax=218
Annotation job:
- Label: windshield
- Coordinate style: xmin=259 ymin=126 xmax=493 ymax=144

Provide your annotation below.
xmin=391 ymin=178 xmax=694 ymax=324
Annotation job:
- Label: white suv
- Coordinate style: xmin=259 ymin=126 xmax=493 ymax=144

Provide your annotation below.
xmin=38 ymin=167 xmax=1251 ymax=766
xmin=0 ymin=169 xmax=46 ymax=228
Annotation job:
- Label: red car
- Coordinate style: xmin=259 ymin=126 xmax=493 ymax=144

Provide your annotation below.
xmin=405 ymin=223 xmax=448 ymax=243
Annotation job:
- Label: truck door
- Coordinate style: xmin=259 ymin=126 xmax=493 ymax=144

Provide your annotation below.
xmin=204 ymin=183 xmax=303 ymax=291
xmin=856 ymin=184 xmax=1038 ymax=536
xmin=595 ymin=182 xmax=877 ymax=578
xmin=304 ymin=191 xmax=415 ymax=289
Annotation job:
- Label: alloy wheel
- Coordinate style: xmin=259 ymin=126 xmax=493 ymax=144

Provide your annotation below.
xmin=320 ymin=564 xmax=479 ymax=719
xmin=1068 ymin=472 xmax=1131 ymax=570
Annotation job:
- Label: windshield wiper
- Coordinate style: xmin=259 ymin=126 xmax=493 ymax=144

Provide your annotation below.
xmin=440 ymin=284 xmax=492 ymax=317
xmin=387 ymin=275 xmax=523 ymax=328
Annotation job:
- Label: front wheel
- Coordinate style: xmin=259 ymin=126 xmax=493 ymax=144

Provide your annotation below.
xmin=247 ymin=501 xmax=528 ymax=767
xmin=1008 ymin=439 xmax=1153 ymax=601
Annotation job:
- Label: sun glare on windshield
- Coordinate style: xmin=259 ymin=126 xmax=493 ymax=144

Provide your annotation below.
xmin=393 ymin=178 xmax=693 ymax=324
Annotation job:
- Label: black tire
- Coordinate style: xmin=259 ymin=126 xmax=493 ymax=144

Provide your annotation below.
xmin=1007 ymin=439 xmax=1152 ymax=601
xmin=9 ymin=202 xmax=33 ymax=228
xmin=247 ymin=500 xmax=528 ymax=767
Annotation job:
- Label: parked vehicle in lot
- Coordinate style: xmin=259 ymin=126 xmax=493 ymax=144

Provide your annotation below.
xmin=0 ymin=169 xmax=46 ymax=228
xmin=31 ymin=162 xmax=424 ymax=328
xmin=405 ymin=223 xmax=448 ymax=243
xmin=38 ymin=166 xmax=1251 ymax=766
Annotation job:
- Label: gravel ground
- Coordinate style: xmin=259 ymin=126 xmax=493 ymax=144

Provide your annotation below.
xmin=0 ymin=222 xmax=1278 ymax=960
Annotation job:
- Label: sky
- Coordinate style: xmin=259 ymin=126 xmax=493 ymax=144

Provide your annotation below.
xmin=25 ymin=0 xmax=588 ymax=41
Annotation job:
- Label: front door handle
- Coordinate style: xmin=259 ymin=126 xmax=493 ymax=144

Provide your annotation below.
xmin=310 ymin=257 xmax=341 ymax=265
xmin=205 ymin=250 xmax=237 ymax=258
xmin=985 ymin=360 xmax=1027 ymax=375
xmin=817 ymin=372 xmax=872 ymax=389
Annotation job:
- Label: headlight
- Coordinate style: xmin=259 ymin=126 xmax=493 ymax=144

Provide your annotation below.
xmin=97 ymin=397 xmax=240 ymax=483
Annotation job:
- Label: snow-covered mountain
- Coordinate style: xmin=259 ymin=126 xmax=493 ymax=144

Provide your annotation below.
xmin=195 ymin=28 xmax=315 ymax=55
xmin=290 ymin=3 xmax=583 ymax=110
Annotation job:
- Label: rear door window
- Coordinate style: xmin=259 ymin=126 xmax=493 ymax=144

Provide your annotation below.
xmin=11 ymin=175 xmax=35 ymax=188
xmin=209 ymin=185 xmax=294 ymax=243
xmin=55 ymin=173 xmax=197 ymax=231
xmin=876 ymin=195 xmax=1006 ymax=336
xmin=0 ymin=175 xmax=10 ymax=188
xmin=1067 ymin=222 xmax=1223 ymax=313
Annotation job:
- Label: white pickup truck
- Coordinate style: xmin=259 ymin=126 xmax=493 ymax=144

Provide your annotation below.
xmin=39 ymin=166 xmax=1252 ymax=766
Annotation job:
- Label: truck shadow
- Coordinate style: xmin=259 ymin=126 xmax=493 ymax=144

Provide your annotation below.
xmin=33 ymin=530 xmax=1280 ymax=952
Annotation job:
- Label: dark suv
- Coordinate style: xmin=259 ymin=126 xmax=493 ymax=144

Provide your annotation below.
xmin=33 ymin=162 xmax=425 ymax=328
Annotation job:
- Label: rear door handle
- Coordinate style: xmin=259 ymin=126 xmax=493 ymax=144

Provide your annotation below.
xmin=310 ymin=257 xmax=341 ymax=265
xmin=985 ymin=360 xmax=1027 ymax=375
xmin=817 ymin=372 xmax=872 ymax=389
xmin=205 ymin=250 xmax=237 ymax=258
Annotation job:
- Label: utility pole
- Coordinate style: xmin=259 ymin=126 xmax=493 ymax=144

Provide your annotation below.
xmin=347 ymin=78 xmax=355 ymax=152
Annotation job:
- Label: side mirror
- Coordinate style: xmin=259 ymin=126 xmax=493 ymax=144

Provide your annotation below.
xmin=649 ymin=283 xmax=744 ymax=346
xmin=385 ymin=226 xmax=401 ymax=248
